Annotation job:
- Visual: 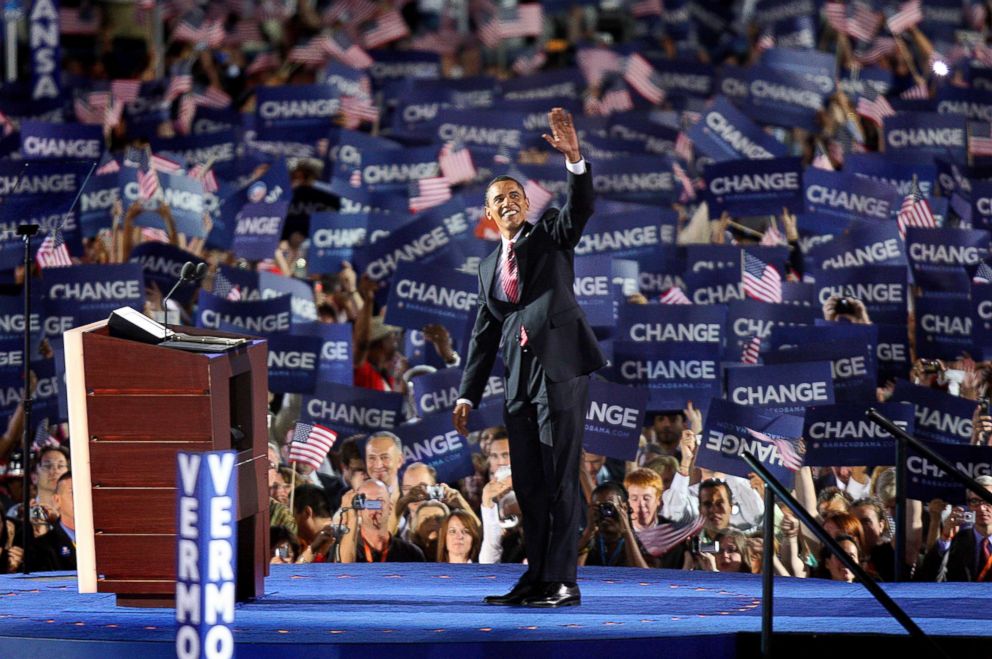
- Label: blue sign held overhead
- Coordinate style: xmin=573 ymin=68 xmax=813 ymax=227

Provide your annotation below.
xmin=583 ymin=378 xmax=648 ymax=461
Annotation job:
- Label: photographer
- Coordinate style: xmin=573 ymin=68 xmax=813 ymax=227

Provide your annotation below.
xmin=293 ymin=484 xmax=338 ymax=563
xmin=577 ymin=482 xmax=651 ymax=569
xmin=822 ymin=294 xmax=871 ymax=325
xmin=916 ymin=475 xmax=992 ymax=582
xmin=338 ymin=479 xmax=425 ymax=563
xmin=393 ymin=462 xmax=479 ymax=541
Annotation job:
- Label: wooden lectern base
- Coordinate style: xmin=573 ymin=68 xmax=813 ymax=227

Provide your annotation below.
xmin=116 ymin=594 xmax=175 ymax=608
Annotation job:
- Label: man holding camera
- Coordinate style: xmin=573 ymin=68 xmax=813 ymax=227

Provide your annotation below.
xmin=339 ymin=479 xmax=425 ymax=563
xmin=917 ymin=475 xmax=992 ymax=582
xmin=577 ymin=483 xmax=651 ymax=568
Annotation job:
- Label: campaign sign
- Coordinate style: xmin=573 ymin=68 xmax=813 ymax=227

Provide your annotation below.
xmin=636 ymin=248 xmax=685 ymax=295
xmin=726 ymin=361 xmax=834 ymax=416
xmin=161 ymin=173 xmax=208 ymax=238
xmin=152 ymin=130 xmax=238 ymax=167
xmin=807 ymin=222 xmax=906 ymax=270
xmin=0 ymin=159 xmax=93 ymax=199
xmin=684 ymin=245 xmax=741 ymax=274
xmin=845 ymin=153 xmax=935 ymax=199
xmin=231 ymin=201 xmax=288 ymax=262
xmin=368 ymin=50 xmax=442 ymax=84
xmin=907 ymin=228 xmax=989 ymax=293
xmin=573 ymin=256 xmax=617 ymax=327
xmin=618 ymin=302 xmax=726 ymax=345
xmin=307 ymin=212 xmax=366 ymax=273
xmin=687 ymin=96 xmax=789 ymax=162
xmin=420 ymin=108 xmax=529 ymax=151
xmin=359 ymin=198 xmax=471 ymax=282
xmin=360 ymin=145 xmax=441 ymax=189
xmin=266 ymin=333 xmax=322 ymax=394
xmin=906 ymin=442 xmax=992 ymax=505
xmin=43 ymin=264 xmax=145 ymax=326
xmin=259 ymin=272 xmax=317 ymax=324
xmin=892 ymin=379 xmax=977 ymax=445
xmin=804 ymin=168 xmax=901 ymax=222
xmin=400 ymin=411 xmax=476 ymax=482
xmin=759 ymin=48 xmax=835 ymax=93
xmin=255 ymin=83 xmax=339 ymax=130
xmin=175 ymin=450 xmax=236 ymax=659
xmin=781 ymin=281 xmax=816 ymax=306
xmin=0 ymin=293 xmax=43 ymax=358
xmin=883 ymin=113 xmax=967 ymax=160
xmin=754 ymin=0 xmax=817 ymax=25
xmin=739 ymin=65 xmax=826 ymax=130
xmin=78 ymin=173 xmax=122 ymax=236
xmin=592 ymin=156 xmax=676 ymax=204
xmin=704 ymin=157 xmax=803 ymax=216
xmin=385 ymin=262 xmax=477 ymax=333
xmin=915 ymin=295 xmax=974 ymax=360
xmin=412 ymin=366 xmax=505 ymax=418
xmin=802 ymin=402 xmax=913 ymax=467
xmin=294 ymin=321 xmax=352 ymax=386
xmin=811 ymin=265 xmax=908 ymax=325
xmin=128 ymin=242 xmax=205 ymax=307
xmin=725 ymin=299 xmax=817 ymax=361
xmin=763 ymin=339 xmax=876 ymax=403
xmin=302 ymin=381 xmax=404 ymax=437
xmin=683 ymin=266 xmax=744 ymax=305
xmin=0 ymin=199 xmax=61 ymax=270
xmin=574 ymin=209 xmax=677 ymax=258
xmin=20 ymin=121 xmax=102 ymax=160
xmin=876 ymin=323 xmax=911 ymax=383
xmin=196 ymin=292 xmax=292 ymax=337
xmin=612 ymin=341 xmax=721 ymax=412
xmin=698 ymin=398 xmax=804 ymax=484
xmin=583 ymin=379 xmax=648 ymax=461
xmin=971 ymin=181 xmax=992 ymax=229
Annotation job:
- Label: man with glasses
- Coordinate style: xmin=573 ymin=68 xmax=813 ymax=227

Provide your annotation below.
xmin=918 ymin=475 xmax=992 ymax=582
xmin=33 ymin=446 xmax=68 ymax=510
xmin=339 ymin=479 xmax=424 ymax=563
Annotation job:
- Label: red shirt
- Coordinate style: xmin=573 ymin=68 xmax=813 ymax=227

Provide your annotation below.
xmin=354 ymin=361 xmax=393 ymax=392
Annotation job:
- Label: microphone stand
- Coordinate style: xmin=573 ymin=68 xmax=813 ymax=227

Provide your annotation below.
xmin=160 ymin=262 xmax=194 ymax=339
xmin=17 ymin=223 xmax=39 ymax=574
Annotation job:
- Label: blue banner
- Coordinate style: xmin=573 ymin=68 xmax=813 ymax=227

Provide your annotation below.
xmin=618 ymin=302 xmax=726 ymax=345
xmin=20 ymin=120 xmax=100 ymax=161
xmin=412 ymin=366 xmax=504 ymax=418
xmin=845 ymin=153 xmax=935 ymax=199
xmin=763 ymin=338 xmax=876 ymax=403
xmin=725 ymin=299 xmax=816 ymax=361
xmin=159 ymin=173 xmax=207 ymax=238
xmin=726 ymin=361 xmax=834 ymax=415
xmin=703 ymin=157 xmax=804 ymax=216
xmin=876 ymin=323 xmax=911 ymax=383
xmin=255 ymin=83 xmax=339 ymax=130
xmin=971 ymin=181 xmax=992 ymax=229
xmin=128 ymin=242 xmax=204 ymax=306
xmin=739 ymin=65 xmax=826 ymax=130
xmin=687 ymin=96 xmax=789 ymax=161
xmin=806 ymin=222 xmax=906 ymax=270
xmin=892 ymin=379 xmax=977 ymax=445
xmin=906 ymin=442 xmax=992 ymax=505
xmin=683 ymin=266 xmax=743 ymax=305
xmin=399 ymin=411 xmax=476 ymax=483
xmin=267 ymin=333 xmax=322 ymax=394
xmin=43 ymin=264 xmax=145 ymax=327
xmin=175 ymin=450 xmax=236 ymax=658
xmin=612 ymin=341 xmax=721 ymax=412
xmin=29 ymin=0 xmax=61 ymax=101
xmin=151 ymin=130 xmax=238 ymax=167
xmin=915 ymin=295 xmax=974 ymax=360
xmin=294 ymin=321 xmax=352 ymax=386
xmin=196 ymin=292 xmax=292 ymax=336
xmin=573 ymin=256 xmax=617 ymax=328
xmin=231 ymin=201 xmax=287 ymax=261
xmin=307 ymin=212 xmax=366 ymax=274
xmin=385 ymin=262 xmax=476 ymax=333
xmin=802 ymin=402 xmax=914 ymax=466
xmin=583 ymin=378 xmax=648 ymax=461
xmin=811 ymin=265 xmax=908 ymax=325
xmin=360 ymin=145 xmax=441 ymax=189
xmin=78 ymin=173 xmax=121 ymax=236
xmin=636 ymin=248 xmax=685 ymax=296
xmin=574 ymin=209 xmax=677 ymax=258
xmin=883 ymin=113 xmax=967 ymax=160
xmin=907 ymin=228 xmax=989 ymax=293
xmin=804 ymin=168 xmax=901 ymax=222
xmin=302 ymin=381 xmax=404 ymax=437
xmin=973 ymin=285 xmax=992 ymax=360
xmin=591 ymin=155 xmax=676 ymax=204
xmin=698 ymin=398 xmax=803 ymax=484
xmin=0 ymin=195 xmax=79 ymax=267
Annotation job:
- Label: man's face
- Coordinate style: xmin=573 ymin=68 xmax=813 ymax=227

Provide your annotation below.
xmin=967 ymin=484 xmax=992 ymax=528
xmin=401 ymin=464 xmax=435 ymax=515
xmin=653 ymin=413 xmax=684 ymax=445
xmin=270 ymin=472 xmax=290 ymax=506
xmin=592 ymin=490 xmax=624 ymax=538
xmin=357 ymin=480 xmax=390 ymax=531
xmin=485 ymin=180 xmax=530 ymax=239
xmin=584 ymin=452 xmax=606 ymax=477
xmin=366 ymin=437 xmax=401 ymax=485
xmin=35 ymin=451 xmax=68 ymax=493
xmin=699 ymin=484 xmax=732 ymax=532
xmin=627 ymin=484 xmax=660 ymax=528
xmin=853 ymin=505 xmax=883 ymax=546
xmin=54 ymin=477 xmax=73 ymax=522
xmin=487 ymin=439 xmax=511 ymax=478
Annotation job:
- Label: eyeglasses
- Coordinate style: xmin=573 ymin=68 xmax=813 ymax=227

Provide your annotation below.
xmin=39 ymin=462 xmax=67 ymax=472
xmin=967 ymin=497 xmax=992 ymax=508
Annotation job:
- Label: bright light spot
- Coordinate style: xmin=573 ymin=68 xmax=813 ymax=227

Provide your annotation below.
xmin=932 ymin=61 xmax=949 ymax=77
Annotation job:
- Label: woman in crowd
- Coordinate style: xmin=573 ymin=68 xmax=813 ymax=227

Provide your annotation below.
xmin=437 ymin=510 xmax=482 ymax=564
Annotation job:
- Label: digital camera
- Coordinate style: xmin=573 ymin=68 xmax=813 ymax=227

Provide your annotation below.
xmin=352 ymin=493 xmax=383 ymax=511
xmin=962 ymin=511 xmax=977 ymax=525
xmin=597 ymin=502 xmax=618 ymax=519
xmin=426 ymin=485 xmax=445 ymax=501
xmin=690 ymin=536 xmax=720 ymax=554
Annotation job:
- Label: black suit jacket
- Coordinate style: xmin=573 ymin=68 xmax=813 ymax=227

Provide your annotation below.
xmin=458 ymin=168 xmax=606 ymax=406
xmin=917 ymin=529 xmax=983 ymax=582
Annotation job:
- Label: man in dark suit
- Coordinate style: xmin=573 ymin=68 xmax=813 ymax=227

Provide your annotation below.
xmin=452 ymin=108 xmax=605 ymax=608
xmin=917 ymin=475 xmax=992 ymax=582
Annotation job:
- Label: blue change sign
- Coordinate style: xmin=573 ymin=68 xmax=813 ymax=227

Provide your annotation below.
xmin=807 ymin=222 xmax=906 ymax=270
xmin=739 ymin=65 xmax=826 ymax=130
xmin=804 ymin=168 xmax=901 ymax=222
xmin=399 ymin=411 xmax=475 ymax=483
xmin=704 ymin=157 xmax=804 ymax=216
xmin=612 ymin=341 xmax=721 ymax=412
xmin=583 ymin=378 xmax=648 ymax=461
xmin=883 ymin=113 xmax=967 ymax=160
xmin=128 ymin=243 xmax=204 ymax=307
xmin=20 ymin=121 xmax=102 ymax=160
xmin=175 ymin=450 xmax=237 ymax=659
xmin=763 ymin=339 xmax=876 ymax=403
xmin=307 ymin=212 xmax=366 ymax=275
xmin=618 ymin=302 xmax=726 ymax=345
xmin=907 ymin=228 xmax=989 ymax=294
xmin=725 ymin=299 xmax=816 ymax=361
xmin=574 ymin=210 xmax=678 ymax=258
xmin=915 ymin=295 xmax=974 ymax=360
xmin=302 ymin=381 xmax=404 ymax=437
xmin=43 ymin=264 xmax=145 ymax=327
xmin=255 ymin=83 xmax=340 ymax=130
xmin=294 ymin=321 xmax=352 ymax=386
xmin=906 ymin=442 xmax=992 ymax=505
xmin=385 ymin=262 xmax=477 ymax=333
xmin=802 ymin=402 xmax=914 ymax=467
xmin=892 ymin=379 xmax=977 ymax=445
xmin=687 ymin=96 xmax=789 ymax=161
xmin=196 ymin=292 xmax=292 ymax=337
xmin=726 ymin=361 xmax=834 ymax=416
xmin=811 ymin=265 xmax=908 ymax=325
xmin=267 ymin=333 xmax=322 ymax=394
xmin=411 ymin=366 xmax=505 ymax=418
xmin=232 ymin=201 xmax=288 ymax=262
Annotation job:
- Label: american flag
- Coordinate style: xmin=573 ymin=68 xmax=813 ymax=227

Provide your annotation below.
xmin=588 ymin=74 xmax=634 ymax=116
xmin=756 ymin=31 xmax=775 ymax=54
xmin=741 ymin=335 xmax=762 ymax=364
xmin=847 ymin=2 xmax=881 ymax=42
xmin=630 ymin=0 xmax=663 ymax=17
xmin=173 ymin=16 xmax=225 ymax=48
xmin=74 ymin=96 xmax=104 ymax=125
xmin=95 ymin=153 xmax=120 ymax=175
xmin=742 ymin=252 xmax=782 ymax=303
xmin=189 ymin=163 xmax=219 ymax=193
xmin=289 ymin=40 xmax=329 ymax=66
xmin=439 ymin=141 xmax=476 ymax=185
xmin=138 ymin=168 xmax=161 ymax=201
xmin=340 ymin=95 xmax=379 ymax=125
xmin=323 ymin=31 xmax=374 ymax=70
xmin=165 ymin=62 xmax=194 ymax=103
xmin=227 ymin=19 xmax=263 ymax=46
xmin=745 ymin=427 xmax=804 ymax=471
xmin=896 ymin=177 xmax=936 ymax=239
xmin=246 ymin=51 xmax=280 ymax=76
xmin=151 ymin=153 xmax=184 ymax=174
xmin=111 ymin=79 xmax=142 ymax=103
xmin=191 ymin=86 xmax=231 ymax=109
xmin=104 ymin=98 xmax=125 ymax=132
xmin=0 ymin=110 xmax=13 ymax=137
xmin=673 ymin=161 xmax=696 ymax=203
xmin=123 ymin=145 xmax=148 ymax=169
xmin=637 ymin=516 xmax=706 ymax=557
xmin=289 ymin=422 xmax=338 ymax=472
xmin=823 ymin=2 xmax=848 ymax=33
xmin=900 ymin=80 xmax=929 ymax=100
xmin=140 ymin=227 xmax=171 ymax=243
xmin=855 ymin=38 xmax=897 ymax=65
xmin=497 ymin=4 xmax=543 ymax=39
xmin=475 ymin=6 xmax=503 ymax=48
xmin=361 ymin=9 xmax=410 ymax=49
xmin=886 ymin=0 xmax=922 ymax=35
xmin=974 ymin=261 xmax=992 ymax=284
xmin=175 ymin=94 xmax=197 ymax=135
xmin=323 ymin=0 xmax=378 ymax=25
xmin=576 ymin=48 xmax=623 ymax=87
xmin=409 ymin=177 xmax=452 ymax=213
xmin=35 ymin=231 xmax=72 ymax=269
xmin=675 ymin=132 xmax=693 ymax=162
xmin=213 ymin=271 xmax=243 ymax=301
xmin=856 ymin=89 xmax=895 ymax=126
xmin=812 ymin=142 xmax=834 ymax=170
xmin=59 ymin=6 xmax=100 ymax=35
xmin=970 ymin=123 xmax=992 ymax=157
xmin=659 ymin=287 xmax=691 ymax=305
xmin=523 ymin=177 xmax=554 ymax=222
xmin=512 ymin=48 xmax=547 ymax=77
xmin=623 ymin=54 xmax=666 ymax=105
xmin=760 ymin=223 xmax=785 ymax=247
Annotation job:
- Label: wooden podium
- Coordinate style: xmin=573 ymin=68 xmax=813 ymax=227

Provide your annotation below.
xmin=64 ymin=320 xmax=270 ymax=606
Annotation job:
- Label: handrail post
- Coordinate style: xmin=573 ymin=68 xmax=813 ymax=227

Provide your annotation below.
xmin=894 ymin=437 xmax=907 ymax=582
xmin=761 ymin=485 xmax=775 ymax=658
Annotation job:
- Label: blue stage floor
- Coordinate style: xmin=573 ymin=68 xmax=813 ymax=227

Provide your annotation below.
xmin=1 ymin=564 xmax=990 ymax=658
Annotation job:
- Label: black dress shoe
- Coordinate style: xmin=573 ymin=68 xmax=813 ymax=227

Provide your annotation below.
xmin=522 ymin=582 xmax=581 ymax=608
xmin=484 ymin=579 xmax=544 ymax=606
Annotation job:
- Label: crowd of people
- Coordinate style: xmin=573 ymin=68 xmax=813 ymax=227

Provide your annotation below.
xmin=0 ymin=0 xmax=991 ymax=588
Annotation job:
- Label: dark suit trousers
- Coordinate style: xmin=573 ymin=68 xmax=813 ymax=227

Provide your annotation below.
xmin=503 ymin=347 xmax=588 ymax=584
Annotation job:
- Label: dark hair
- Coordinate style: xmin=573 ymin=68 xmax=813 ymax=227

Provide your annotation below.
xmin=484 ymin=176 xmax=525 ymax=204
xmin=339 ymin=436 xmax=364 ymax=466
xmin=270 ymin=525 xmax=301 ymax=561
xmin=698 ymin=478 xmax=733 ymax=506
xmin=35 ymin=446 xmax=69 ymax=470
xmin=817 ymin=486 xmax=853 ymax=510
xmin=488 ymin=427 xmax=509 ymax=441
xmin=592 ymin=481 xmax=629 ymax=504
xmin=292 ymin=483 xmax=332 ymax=518
xmin=57 ymin=471 xmax=72 ymax=488
xmin=436 ymin=509 xmax=482 ymax=562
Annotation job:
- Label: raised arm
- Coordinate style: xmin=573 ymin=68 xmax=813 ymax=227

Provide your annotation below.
xmin=541 ymin=107 xmax=594 ymax=248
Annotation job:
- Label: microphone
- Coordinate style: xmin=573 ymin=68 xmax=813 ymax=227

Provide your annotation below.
xmin=194 ymin=262 xmax=208 ymax=280
xmin=160 ymin=262 xmax=196 ymax=336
